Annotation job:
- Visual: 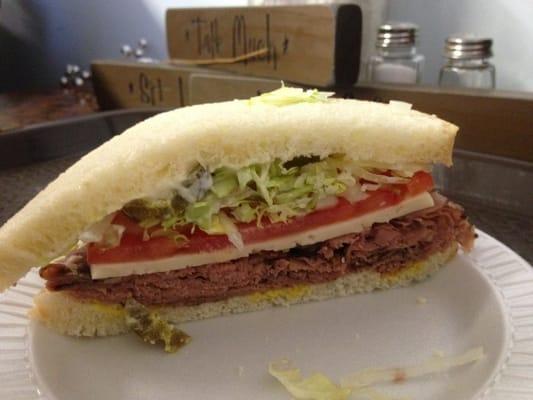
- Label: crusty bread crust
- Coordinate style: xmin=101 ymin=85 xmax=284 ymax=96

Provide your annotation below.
xmin=0 ymin=98 xmax=457 ymax=291
xmin=29 ymin=244 xmax=457 ymax=337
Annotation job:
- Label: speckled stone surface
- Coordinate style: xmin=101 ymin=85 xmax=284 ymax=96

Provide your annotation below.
xmin=0 ymin=156 xmax=80 ymax=225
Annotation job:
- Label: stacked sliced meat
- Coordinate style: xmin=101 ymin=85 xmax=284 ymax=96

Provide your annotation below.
xmin=40 ymin=193 xmax=475 ymax=307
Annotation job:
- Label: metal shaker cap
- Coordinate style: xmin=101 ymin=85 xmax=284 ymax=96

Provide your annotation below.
xmin=445 ymin=35 xmax=493 ymax=59
xmin=376 ymin=23 xmax=418 ymax=48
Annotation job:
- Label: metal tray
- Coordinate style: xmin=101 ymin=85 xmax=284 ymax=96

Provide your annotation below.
xmin=0 ymin=110 xmax=531 ymax=263
xmin=0 ymin=108 xmax=167 ymax=169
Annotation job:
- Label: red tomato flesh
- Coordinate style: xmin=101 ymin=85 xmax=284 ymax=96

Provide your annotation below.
xmin=88 ymin=171 xmax=433 ymax=264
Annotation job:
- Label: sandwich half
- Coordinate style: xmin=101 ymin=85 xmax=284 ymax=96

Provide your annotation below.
xmin=0 ymin=88 xmax=475 ymax=343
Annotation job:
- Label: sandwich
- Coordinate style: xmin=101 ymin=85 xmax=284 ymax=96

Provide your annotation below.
xmin=0 ymin=87 xmax=475 ymax=350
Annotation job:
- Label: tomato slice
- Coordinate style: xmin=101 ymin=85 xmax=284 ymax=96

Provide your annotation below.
xmin=406 ymin=170 xmax=434 ymax=196
xmin=88 ymin=171 xmax=433 ymax=264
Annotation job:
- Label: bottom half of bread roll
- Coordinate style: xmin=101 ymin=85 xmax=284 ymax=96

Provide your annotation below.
xmin=31 ymin=194 xmax=475 ymax=338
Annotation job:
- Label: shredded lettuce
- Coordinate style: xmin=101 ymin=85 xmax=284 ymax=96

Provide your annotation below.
xmin=123 ymin=156 xmax=355 ymax=239
xmin=340 ymin=347 xmax=485 ymax=389
xmin=218 ymin=211 xmax=244 ymax=249
xmin=79 ymin=213 xmax=125 ymax=248
xmin=269 ymin=359 xmax=351 ymax=400
xmin=248 ymin=85 xmax=334 ymax=106
xmin=119 ymin=155 xmax=427 ymax=247
xmin=269 ymin=347 xmax=484 ymax=400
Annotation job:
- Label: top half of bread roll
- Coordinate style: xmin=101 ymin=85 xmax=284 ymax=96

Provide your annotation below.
xmin=0 ymin=88 xmax=458 ymax=291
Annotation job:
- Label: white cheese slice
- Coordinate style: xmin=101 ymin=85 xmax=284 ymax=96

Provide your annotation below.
xmin=91 ymin=192 xmax=434 ymax=279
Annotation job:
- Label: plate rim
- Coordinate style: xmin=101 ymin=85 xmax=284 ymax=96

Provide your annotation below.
xmin=1 ymin=229 xmax=532 ymax=400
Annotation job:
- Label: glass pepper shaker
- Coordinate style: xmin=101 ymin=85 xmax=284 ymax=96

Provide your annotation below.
xmin=439 ymin=35 xmax=495 ymax=89
xmin=367 ymin=23 xmax=425 ymax=85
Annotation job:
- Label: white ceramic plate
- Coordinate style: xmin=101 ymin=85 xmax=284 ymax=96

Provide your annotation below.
xmin=1 ymin=230 xmax=533 ymax=400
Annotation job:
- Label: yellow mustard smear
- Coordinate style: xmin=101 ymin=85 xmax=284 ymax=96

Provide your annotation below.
xmin=90 ymin=302 xmax=126 ymax=318
xmin=380 ymin=260 xmax=427 ymax=286
xmin=249 ymin=285 xmax=311 ymax=304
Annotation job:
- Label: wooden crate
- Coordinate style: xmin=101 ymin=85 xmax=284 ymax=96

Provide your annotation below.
xmin=166 ymin=4 xmax=362 ymax=87
xmin=352 ymin=84 xmax=533 ymax=162
xmin=92 ymin=60 xmax=217 ymax=109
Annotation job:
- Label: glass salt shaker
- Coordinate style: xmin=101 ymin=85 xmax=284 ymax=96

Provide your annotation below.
xmin=367 ymin=23 xmax=425 ymax=85
xmin=439 ymin=36 xmax=495 ymax=89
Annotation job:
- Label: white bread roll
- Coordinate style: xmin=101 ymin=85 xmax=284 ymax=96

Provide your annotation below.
xmin=0 ymin=94 xmax=457 ymax=291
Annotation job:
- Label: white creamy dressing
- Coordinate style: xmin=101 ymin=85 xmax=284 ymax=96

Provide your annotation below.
xmin=90 ymin=192 xmax=434 ymax=279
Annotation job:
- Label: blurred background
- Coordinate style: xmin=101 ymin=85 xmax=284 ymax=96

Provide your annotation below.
xmin=1 ymin=0 xmax=532 ymax=92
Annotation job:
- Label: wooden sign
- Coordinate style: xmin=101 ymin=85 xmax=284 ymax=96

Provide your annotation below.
xmin=165 ymin=5 xmax=362 ymax=87
xmin=189 ymin=74 xmax=284 ymax=105
xmin=352 ymin=84 xmax=533 ymax=162
xmin=91 ymin=60 xmax=218 ymax=110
